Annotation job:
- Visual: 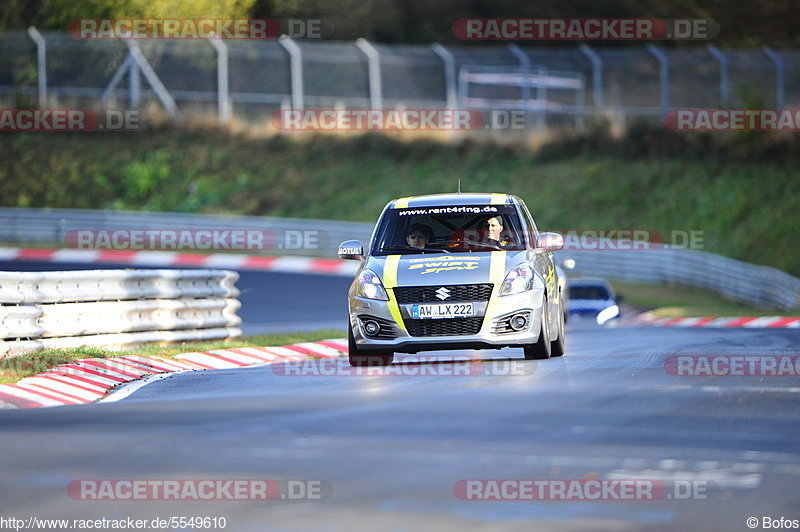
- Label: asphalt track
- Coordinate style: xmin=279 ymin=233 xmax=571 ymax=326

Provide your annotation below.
xmin=1 ymin=261 xmax=799 ymax=531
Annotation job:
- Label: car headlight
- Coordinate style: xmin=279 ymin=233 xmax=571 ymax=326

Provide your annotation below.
xmin=596 ymin=305 xmax=619 ymax=325
xmin=499 ymin=264 xmax=535 ymax=296
xmin=356 ymin=269 xmax=389 ymax=301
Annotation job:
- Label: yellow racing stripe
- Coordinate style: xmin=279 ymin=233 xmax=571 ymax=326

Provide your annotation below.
xmin=482 ymin=251 xmax=507 ymax=331
xmin=382 ymin=255 xmax=407 ymax=332
xmin=393 ymin=197 xmax=412 ymax=209
xmin=490 ymin=193 xmax=507 ymax=205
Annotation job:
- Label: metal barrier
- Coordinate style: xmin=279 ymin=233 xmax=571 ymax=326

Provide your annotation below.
xmin=1 ymin=207 xmax=798 ymax=310
xmin=556 ymin=248 xmax=800 ymax=310
xmin=0 ymin=207 xmax=373 ymax=258
xmin=0 ymin=268 xmax=241 ymax=357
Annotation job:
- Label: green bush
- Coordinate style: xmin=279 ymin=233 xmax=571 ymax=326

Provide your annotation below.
xmin=2 ymin=124 xmax=798 ymax=275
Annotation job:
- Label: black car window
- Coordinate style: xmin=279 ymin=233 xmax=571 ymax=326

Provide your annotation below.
xmin=372 ymin=204 xmax=526 ymax=255
xmin=569 ymin=286 xmax=611 ymax=300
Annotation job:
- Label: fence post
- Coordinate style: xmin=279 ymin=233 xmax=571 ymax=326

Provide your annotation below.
xmin=279 ymin=35 xmax=304 ymax=111
xmin=431 ymin=43 xmax=456 ymax=110
xmin=209 ymin=36 xmax=231 ymax=123
xmin=457 ymin=66 xmax=468 ymax=107
xmin=99 ymin=55 xmax=133 ymax=107
xmin=763 ymin=46 xmax=785 ymax=109
xmin=27 ymin=27 xmax=47 ymax=108
xmin=707 ymin=44 xmax=729 ymax=107
xmin=579 ymin=44 xmax=603 ymax=109
xmin=537 ymin=66 xmax=548 ymax=130
xmin=508 ymin=44 xmax=539 ymax=130
xmin=356 ymin=38 xmax=383 ymax=110
xmin=129 ymin=62 xmax=140 ymax=110
xmin=575 ymin=73 xmax=586 ymax=128
xmin=646 ymin=44 xmax=669 ymax=115
xmin=124 ymin=40 xmax=178 ymax=117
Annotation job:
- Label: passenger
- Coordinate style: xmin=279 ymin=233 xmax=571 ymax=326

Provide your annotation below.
xmin=406 ymin=223 xmax=433 ymax=249
xmin=481 ymin=214 xmax=513 ymax=249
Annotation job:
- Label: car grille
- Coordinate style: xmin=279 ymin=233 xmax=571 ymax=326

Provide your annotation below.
xmin=404 ymin=317 xmax=484 ymax=337
xmin=393 ymin=284 xmax=493 ymax=304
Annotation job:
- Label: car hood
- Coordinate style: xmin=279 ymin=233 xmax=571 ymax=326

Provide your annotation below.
xmin=569 ymin=298 xmax=616 ymax=311
xmin=366 ymin=251 xmax=527 ymax=287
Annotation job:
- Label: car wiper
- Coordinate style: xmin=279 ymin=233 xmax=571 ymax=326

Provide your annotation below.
xmin=381 ymin=245 xmax=449 ymax=254
xmin=439 ymin=239 xmax=504 ymax=251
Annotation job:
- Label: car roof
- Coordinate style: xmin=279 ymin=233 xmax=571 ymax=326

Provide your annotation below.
xmin=569 ymin=278 xmax=614 ymax=288
xmin=389 ymin=193 xmax=520 ymax=209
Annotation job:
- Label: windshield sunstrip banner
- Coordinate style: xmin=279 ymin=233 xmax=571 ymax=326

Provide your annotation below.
xmin=396 ymin=206 xmax=500 ymax=216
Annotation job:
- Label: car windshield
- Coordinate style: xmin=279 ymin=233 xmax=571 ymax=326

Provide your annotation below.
xmin=372 ymin=204 xmax=527 ymax=255
xmin=569 ymin=285 xmax=611 ymax=300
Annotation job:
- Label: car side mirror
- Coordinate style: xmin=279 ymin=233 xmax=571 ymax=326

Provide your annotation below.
xmin=616 ymin=293 xmax=624 ymax=303
xmin=536 ymin=232 xmax=564 ymax=251
xmin=338 ymin=240 xmax=364 ymax=260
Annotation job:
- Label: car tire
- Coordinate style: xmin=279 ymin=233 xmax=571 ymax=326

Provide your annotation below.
xmin=523 ymin=300 xmax=552 ymax=360
xmin=550 ymin=295 xmax=566 ymax=357
xmin=348 ymin=323 xmax=394 ymax=367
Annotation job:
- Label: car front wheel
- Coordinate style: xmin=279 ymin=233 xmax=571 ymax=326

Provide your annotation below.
xmin=523 ymin=300 xmax=552 ymax=360
xmin=550 ymin=294 xmax=566 ymax=357
xmin=348 ymin=323 xmax=394 ymax=366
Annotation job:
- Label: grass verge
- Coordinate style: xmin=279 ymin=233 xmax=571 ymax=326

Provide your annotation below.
xmin=0 ymin=329 xmax=346 ymax=384
xmin=3 ymin=123 xmax=800 ymax=276
xmin=611 ymin=281 xmax=800 ymax=318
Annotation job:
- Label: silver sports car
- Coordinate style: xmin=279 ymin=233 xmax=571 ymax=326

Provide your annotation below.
xmin=338 ymin=193 xmax=566 ymax=366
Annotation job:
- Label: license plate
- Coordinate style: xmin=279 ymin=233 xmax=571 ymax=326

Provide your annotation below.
xmin=411 ymin=303 xmax=475 ymax=319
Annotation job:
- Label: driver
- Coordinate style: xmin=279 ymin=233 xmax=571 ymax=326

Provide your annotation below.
xmin=406 ymin=223 xmax=433 ymax=249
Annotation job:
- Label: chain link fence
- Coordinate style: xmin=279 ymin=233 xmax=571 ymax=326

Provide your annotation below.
xmin=2 ymin=29 xmax=799 ymax=129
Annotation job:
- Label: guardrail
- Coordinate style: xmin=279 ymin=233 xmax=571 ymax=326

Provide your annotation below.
xmin=1 ymin=207 xmax=798 ymax=310
xmin=0 ymin=269 xmax=241 ymax=357
xmin=0 ymin=207 xmax=372 ymax=257
xmin=556 ymin=248 xmax=800 ymax=310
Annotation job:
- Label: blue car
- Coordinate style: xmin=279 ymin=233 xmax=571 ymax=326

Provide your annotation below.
xmin=567 ymin=278 xmax=621 ymax=325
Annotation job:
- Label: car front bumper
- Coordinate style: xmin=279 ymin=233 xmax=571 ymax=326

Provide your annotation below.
xmin=349 ymin=288 xmax=546 ymax=353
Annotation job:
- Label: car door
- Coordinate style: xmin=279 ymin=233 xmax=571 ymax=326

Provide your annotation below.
xmin=520 ymin=201 xmax=559 ymax=335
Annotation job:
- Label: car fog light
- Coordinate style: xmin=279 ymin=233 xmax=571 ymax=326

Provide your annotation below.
xmin=363 ymin=320 xmax=380 ymax=336
xmin=511 ymin=314 xmax=528 ymax=331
